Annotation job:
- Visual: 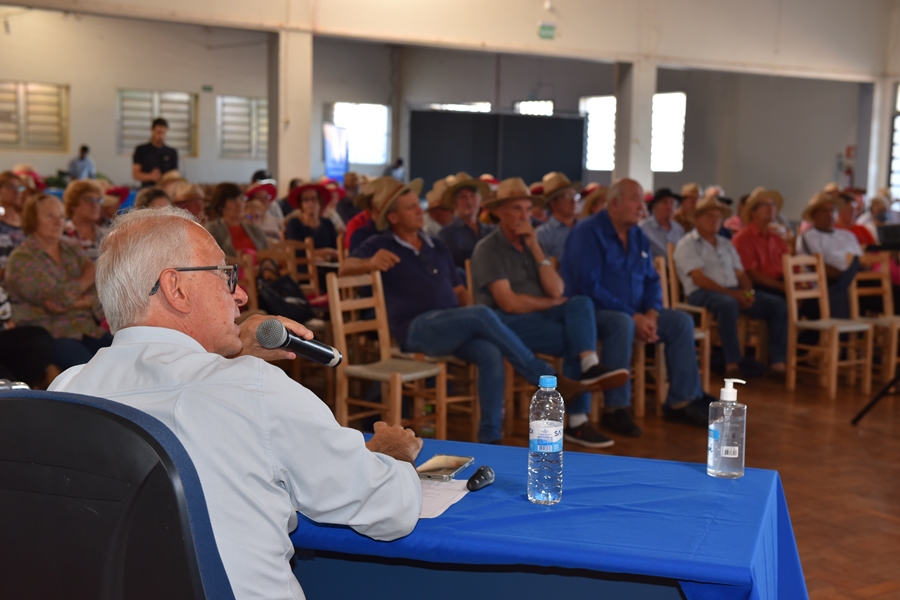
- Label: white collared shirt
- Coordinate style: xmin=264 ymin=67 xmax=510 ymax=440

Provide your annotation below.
xmin=796 ymin=227 xmax=862 ymax=270
xmin=673 ymin=229 xmax=744 ymax=297
xmin=50 ymin=326 xmax=421 ymax=600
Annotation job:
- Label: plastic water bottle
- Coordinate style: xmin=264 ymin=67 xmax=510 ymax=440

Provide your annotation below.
xmin=528 ymin=375 xmax=564 ymax=505
xmin=707 ymin=378 xmax=747 ymax=479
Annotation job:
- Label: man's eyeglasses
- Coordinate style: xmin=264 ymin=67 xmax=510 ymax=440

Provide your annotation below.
xmin=149 ymin=265 xmax=238 ymax=296
xmin=81 ymin=195 xmax=103 ymax=204
xmin=2 ymin=184 xmax=25 ymax=193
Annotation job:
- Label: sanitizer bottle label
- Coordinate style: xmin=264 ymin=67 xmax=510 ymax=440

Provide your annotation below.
xmin=529 ymin=421 xmax=562 ymax=453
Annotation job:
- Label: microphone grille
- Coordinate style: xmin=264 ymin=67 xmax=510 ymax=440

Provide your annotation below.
xmin=256 ymin=318 xmax=288 ymax=349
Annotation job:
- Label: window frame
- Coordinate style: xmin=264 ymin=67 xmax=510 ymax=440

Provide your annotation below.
xmin=116 ymin=89 xmax=198 ymax=157
xmin=0 ymin=80 xmax=70 ymax=152
xmin=216 ymin=95 xmax=268 ymax=160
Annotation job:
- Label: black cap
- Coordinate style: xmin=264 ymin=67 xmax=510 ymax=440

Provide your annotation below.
xmin=251 ymin=169 xmax=273 ymax=183
xmin=648 ymin=188 xmax=682 ymax=211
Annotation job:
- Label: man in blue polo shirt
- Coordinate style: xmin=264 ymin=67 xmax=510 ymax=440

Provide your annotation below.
xmin=341 ymin=177 xmax=601 ymax=444
xmin=437 ymin=172 xmax=493 ymax=270
xmin=561 ymin=178 xmax=715 ymax=432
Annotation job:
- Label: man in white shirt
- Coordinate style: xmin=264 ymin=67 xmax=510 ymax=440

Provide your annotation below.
xmin=796 ymin=192 xmax=862 ymax=319
xmin=50 ymin=206 xmax=423 ymax=600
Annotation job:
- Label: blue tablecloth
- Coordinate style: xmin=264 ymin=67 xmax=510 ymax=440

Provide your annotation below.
xmin=290 ymin=439 xmax=808 ymax=600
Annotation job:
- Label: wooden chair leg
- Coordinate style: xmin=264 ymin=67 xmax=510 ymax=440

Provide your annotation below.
xmin=847 ymin=334 xmax=858 ymax=387
xmin=435 ymin=363 xmax=448 ymax=440
xmin=862 ymin=329 xmax=873 ymax=396
xmin=786 ymin=326 xmax=797 ymax=392
xmin=335 ymin=370 xmax=349 ymax=426
xmin=826 ymin=328 xmax=839 ymax=400
xmin=887 ymin=325 xmax=899 ymax=384
xmin=700 ymin=334 xmax=711 ymax=394
xmin=654 ymin=342 xmax=667 ymax=410
xmin=632 ymin=342 xmax=646 ymax=418
xmin=388 ymin=373 xmax=403 ymax=426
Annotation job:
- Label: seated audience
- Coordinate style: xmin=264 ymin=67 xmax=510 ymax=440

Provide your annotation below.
xmin=171 ymin=181 xmax=206 ymax=222
xmin=422 ymin=186 xmax=455 ymax=238
xmin=673 ymin=195 xmax=787 ymax=378
xmin=0 ymin=171 xmax=26 ymax=278
xmin=723 ymin=194 xmax=750 ymax=235
xmin=244 ymin=179 xmax=283 ymax=243
xmin=341 ymin=177 xmax=601 ymax=445
xmin=0 ymin=322 xmax=56 ymax=389
xmin=836 ymin=191 xmax=876 ymax=247
xmin=334 ymin=171 xmax=363 ymax=224
xmin=580 ymin=183 xmax=607 ymax=217
xmin=437 ymin=172 xmax=493 ymax=269
xmin=62 ymin=179 xmax=108 ymax=261
xmin=345 ymin=178 xmax=381 ymax=251
xmin=49 ymin=206 xmax=422 ymax=599
xmin=674 ymin=182 xmax=700 ymax=232
xmin=535 ymin=172 xmax=581 ymax=260
xmin=638 ymin=187 xmax=686 ymax=258
xmin=100 ymin=193 xmax=120 ymax=226
xmin=797 ymin=192 xmax=861 ymax=319
xmin=134 ymin=186 xmax=173 ymax=210
xmin=856 ymin=191 xmax=899 ymax=240
xmin=732 ymin=187 xmax=790 ymax=297
xmin=562 ymin=178 xmax=716 ymax=431
xmin=4 ymin=194 xmax=110 ymax=369
xmin=206 ymin=183 xmax=269 ymax=259
xmin=472 ymin=178 xmax=629 ymax=447
xmin=285 ymin=185 xmax=339 ymax=256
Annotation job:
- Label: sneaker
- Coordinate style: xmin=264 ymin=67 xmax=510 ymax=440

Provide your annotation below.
xmin=556 ymin=376 xmax=589 ymax=405
xmin=662 ymin=397 xmax=710 ymax=428
xmin=600 ymin=408 xmax=643 ymax=437
xmin=580 ymin=364 xmax=630 ymax=391
xmin=564 ymin=422 xmax=615 ymax=448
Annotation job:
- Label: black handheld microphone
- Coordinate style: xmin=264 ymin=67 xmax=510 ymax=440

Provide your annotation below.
xmin=255 ymin=318 xmax=343 ymax=368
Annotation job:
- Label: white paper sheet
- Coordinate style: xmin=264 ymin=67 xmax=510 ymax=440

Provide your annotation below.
xmin=419 ymin=479 xmax=469 ymax=519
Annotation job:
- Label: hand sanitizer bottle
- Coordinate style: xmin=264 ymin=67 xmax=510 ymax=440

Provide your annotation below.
xmin=707 ymin=378 xmax=747 ymax=479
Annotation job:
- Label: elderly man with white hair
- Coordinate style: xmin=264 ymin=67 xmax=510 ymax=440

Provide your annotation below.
xmin=49 ymin=206 xmax=423 ymax=600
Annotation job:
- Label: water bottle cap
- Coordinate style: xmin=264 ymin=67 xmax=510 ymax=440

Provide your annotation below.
xmin=539 ymin=375 xmax=557 ymax=388
xmin=720 ymin=378 xmax=745 ymax=401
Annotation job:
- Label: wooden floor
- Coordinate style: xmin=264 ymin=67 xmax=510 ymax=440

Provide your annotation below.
xmin=441 ymin=374 xmax=900 ymax=600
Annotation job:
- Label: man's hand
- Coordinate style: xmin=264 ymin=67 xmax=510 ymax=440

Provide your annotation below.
xmin=149 ymin=168 xmax=162 ymax=182
xmin=513 ymin=219 xmax=538 ymax=249
xmin=232 ymin=314 xmax=314 ymax=361
xmin=730 ymin=290 xmax=755 ymax=309
xmin=369 ymin=249 xmax=401 ymax=272
xmin=633 ymin=312 xmax=659 ymax=343
xmin=365 ymin=421 xmax=423 ymax=465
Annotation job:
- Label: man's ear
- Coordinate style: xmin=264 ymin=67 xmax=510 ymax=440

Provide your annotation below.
xmin=157 ymin=270 xmax=192 ymax=315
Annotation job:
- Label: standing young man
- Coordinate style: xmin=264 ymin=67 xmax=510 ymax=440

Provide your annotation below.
xmin=132 ymin=118 xmax=179 ymax=188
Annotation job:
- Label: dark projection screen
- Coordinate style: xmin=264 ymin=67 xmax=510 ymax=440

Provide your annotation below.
xmin=409 ymin=110 xmax=584 ymax=192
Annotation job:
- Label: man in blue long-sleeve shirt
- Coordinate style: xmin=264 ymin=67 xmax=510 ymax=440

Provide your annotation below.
xmin=561 ymin=178 xmax=715 ymax=435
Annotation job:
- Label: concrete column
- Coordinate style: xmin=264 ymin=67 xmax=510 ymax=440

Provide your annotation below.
xmin=867 ymin=77 xmax=895 ymax=198
xmin=268 ymin=29 xmax=313 ymax=196
xmin=613 ymin=60 xmax=656 ymax=192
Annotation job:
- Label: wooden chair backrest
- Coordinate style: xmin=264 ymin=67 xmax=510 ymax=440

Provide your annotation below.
xmin=666 ymin=242 xmax=684 ymax=305
xmin=336 ymin=233 xmax=346 ymax=264
xmin=850 ymin=251 xmax=894 ymax=318
xmin=654 ymin=255 xmax=670 ymax=309
xmin=783 ymin=253 xmax=831 ymax=322
xmin=256 ymin=246 xmax=297 ymax=280
xmin=326 ymin=271 xmax=392 ymax=363
xmin=228 ymin=253 xmax=259 ymax=312
xmin=278 ymin=238 xmax=320 ymax=296
xmin=465 ymin=259 xmax=473 ymax=293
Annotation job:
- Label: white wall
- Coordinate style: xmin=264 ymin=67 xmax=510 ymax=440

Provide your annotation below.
xmin=0 ymin=8 xmax=268 ymax=184
xmin=656 ymin=68 xmax=862 ymax=219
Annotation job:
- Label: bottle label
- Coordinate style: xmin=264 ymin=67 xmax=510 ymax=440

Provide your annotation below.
xmin=529 ymin=421 xmax=562 ymax=453
xmin=708 ymin=427 xmax=720 ymax=441
xmin=721 ymin=446 xmax=739 ymax=458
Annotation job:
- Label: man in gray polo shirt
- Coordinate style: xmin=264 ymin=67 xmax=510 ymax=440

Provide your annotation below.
xmin=673 ymin=195 xmax=787 ymax=379
xmin=471 ymin=178 xmax=629 ymax=448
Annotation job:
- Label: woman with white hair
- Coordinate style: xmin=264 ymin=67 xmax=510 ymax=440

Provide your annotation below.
xmin=856 ymin=189 xmax=900 ymax=239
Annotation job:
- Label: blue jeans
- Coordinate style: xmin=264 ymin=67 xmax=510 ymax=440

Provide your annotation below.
xmin=404 ymin=305 xmax=555 ymax=443
xmin=596 ymin=308 xmax=701 ymax=408
xmin=495 ymin=296 xmax=596 ymax=416
xmin=687 ymin=289 xmax=788 ymax=365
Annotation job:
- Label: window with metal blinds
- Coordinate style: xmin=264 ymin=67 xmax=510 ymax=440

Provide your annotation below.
xmin=217 ymin=95 xmax=268 ymax=159
xmin=117 ymin=89 xmax=197 ymax=156
xmin=0 ymin=81 xmax=69 ymax=151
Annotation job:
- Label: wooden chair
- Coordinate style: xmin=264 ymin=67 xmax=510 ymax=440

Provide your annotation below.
xmin=327 ymin=271 xmax=449 ymax=437
xmin=849 ymin=251 xmax=900 ymax=383
xmin=783 ymin=253 xmax=873 ymax=399
xmin=274 ymin=238 xmax=320 ymax=297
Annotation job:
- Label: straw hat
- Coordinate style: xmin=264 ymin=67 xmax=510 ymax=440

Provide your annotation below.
xmin=439 ymin=172 xmax=490 ymax=208
xmin=373 ymin=177 xmax=424 ymax=230
xmin=681 ymin=182 xmax=700 ymax=199
xmin=343 ymin=171 xmax=360 ymax=188
xmin=353 ymin=177 xmax=381 ymax=210
xmin=426 ymin=179 xmax=453 ymax=211
xmin=541 ymin=171 xmax=582 ymax=201
xmin=693 ymin=194 xmax=732 ymax=220
xmin=741 ymin=187 xmax=783 ymax=223
xmin=802 ymin=192 xmax=837 ymax=222
xmin=483 ymin=178 xmax=544 ymax=212
xmin=580 ymin=183 xmax=607 ymax=216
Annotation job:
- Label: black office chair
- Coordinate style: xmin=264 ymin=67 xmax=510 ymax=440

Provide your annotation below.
xmin=0 ymin=390 xmax=236 ymax=600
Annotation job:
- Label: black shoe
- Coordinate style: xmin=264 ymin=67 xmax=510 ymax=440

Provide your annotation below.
xmin=662 ymin=397 xmax=710 ymax=428
xmin=600 ymin=408 xmax=643 ymax=437
xmin=564 ymin=422 xmax=615 ymax=448
xmin=580 ymin=364 xmax=630 ymax=391
xmin=733 ymin=358 xmax=766 ymax=378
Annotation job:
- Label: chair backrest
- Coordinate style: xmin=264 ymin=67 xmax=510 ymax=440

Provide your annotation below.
xmin=464 ymin=258 xmax=473 ymax=293
xmin=256 ymin=246 xmax=298 ymax=282
xmin=849 ymin=251 xmax=894 ymax=318
xmin=666 ymin=242 xmax=683 ymax=305
xmin=336 ymin=233 xmax=346 ymax=265
xmin=0 ymin=390 xmax=235 ymax=600
xmin=327 ymin=271 xmax=392 ymax=364
xmin=783 ymin=253 xmax=831 ymax=322
xmin=279 ymin=238 xmax=320 ymax=296
xmin=228 ymin=253 xmax=259 ymax=312
xmin=654 ymin=255 xmax=670 ymax=309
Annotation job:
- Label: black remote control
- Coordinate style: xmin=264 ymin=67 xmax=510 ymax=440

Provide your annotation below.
xmin=466 ymin=466 xmax=495 ymax=491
